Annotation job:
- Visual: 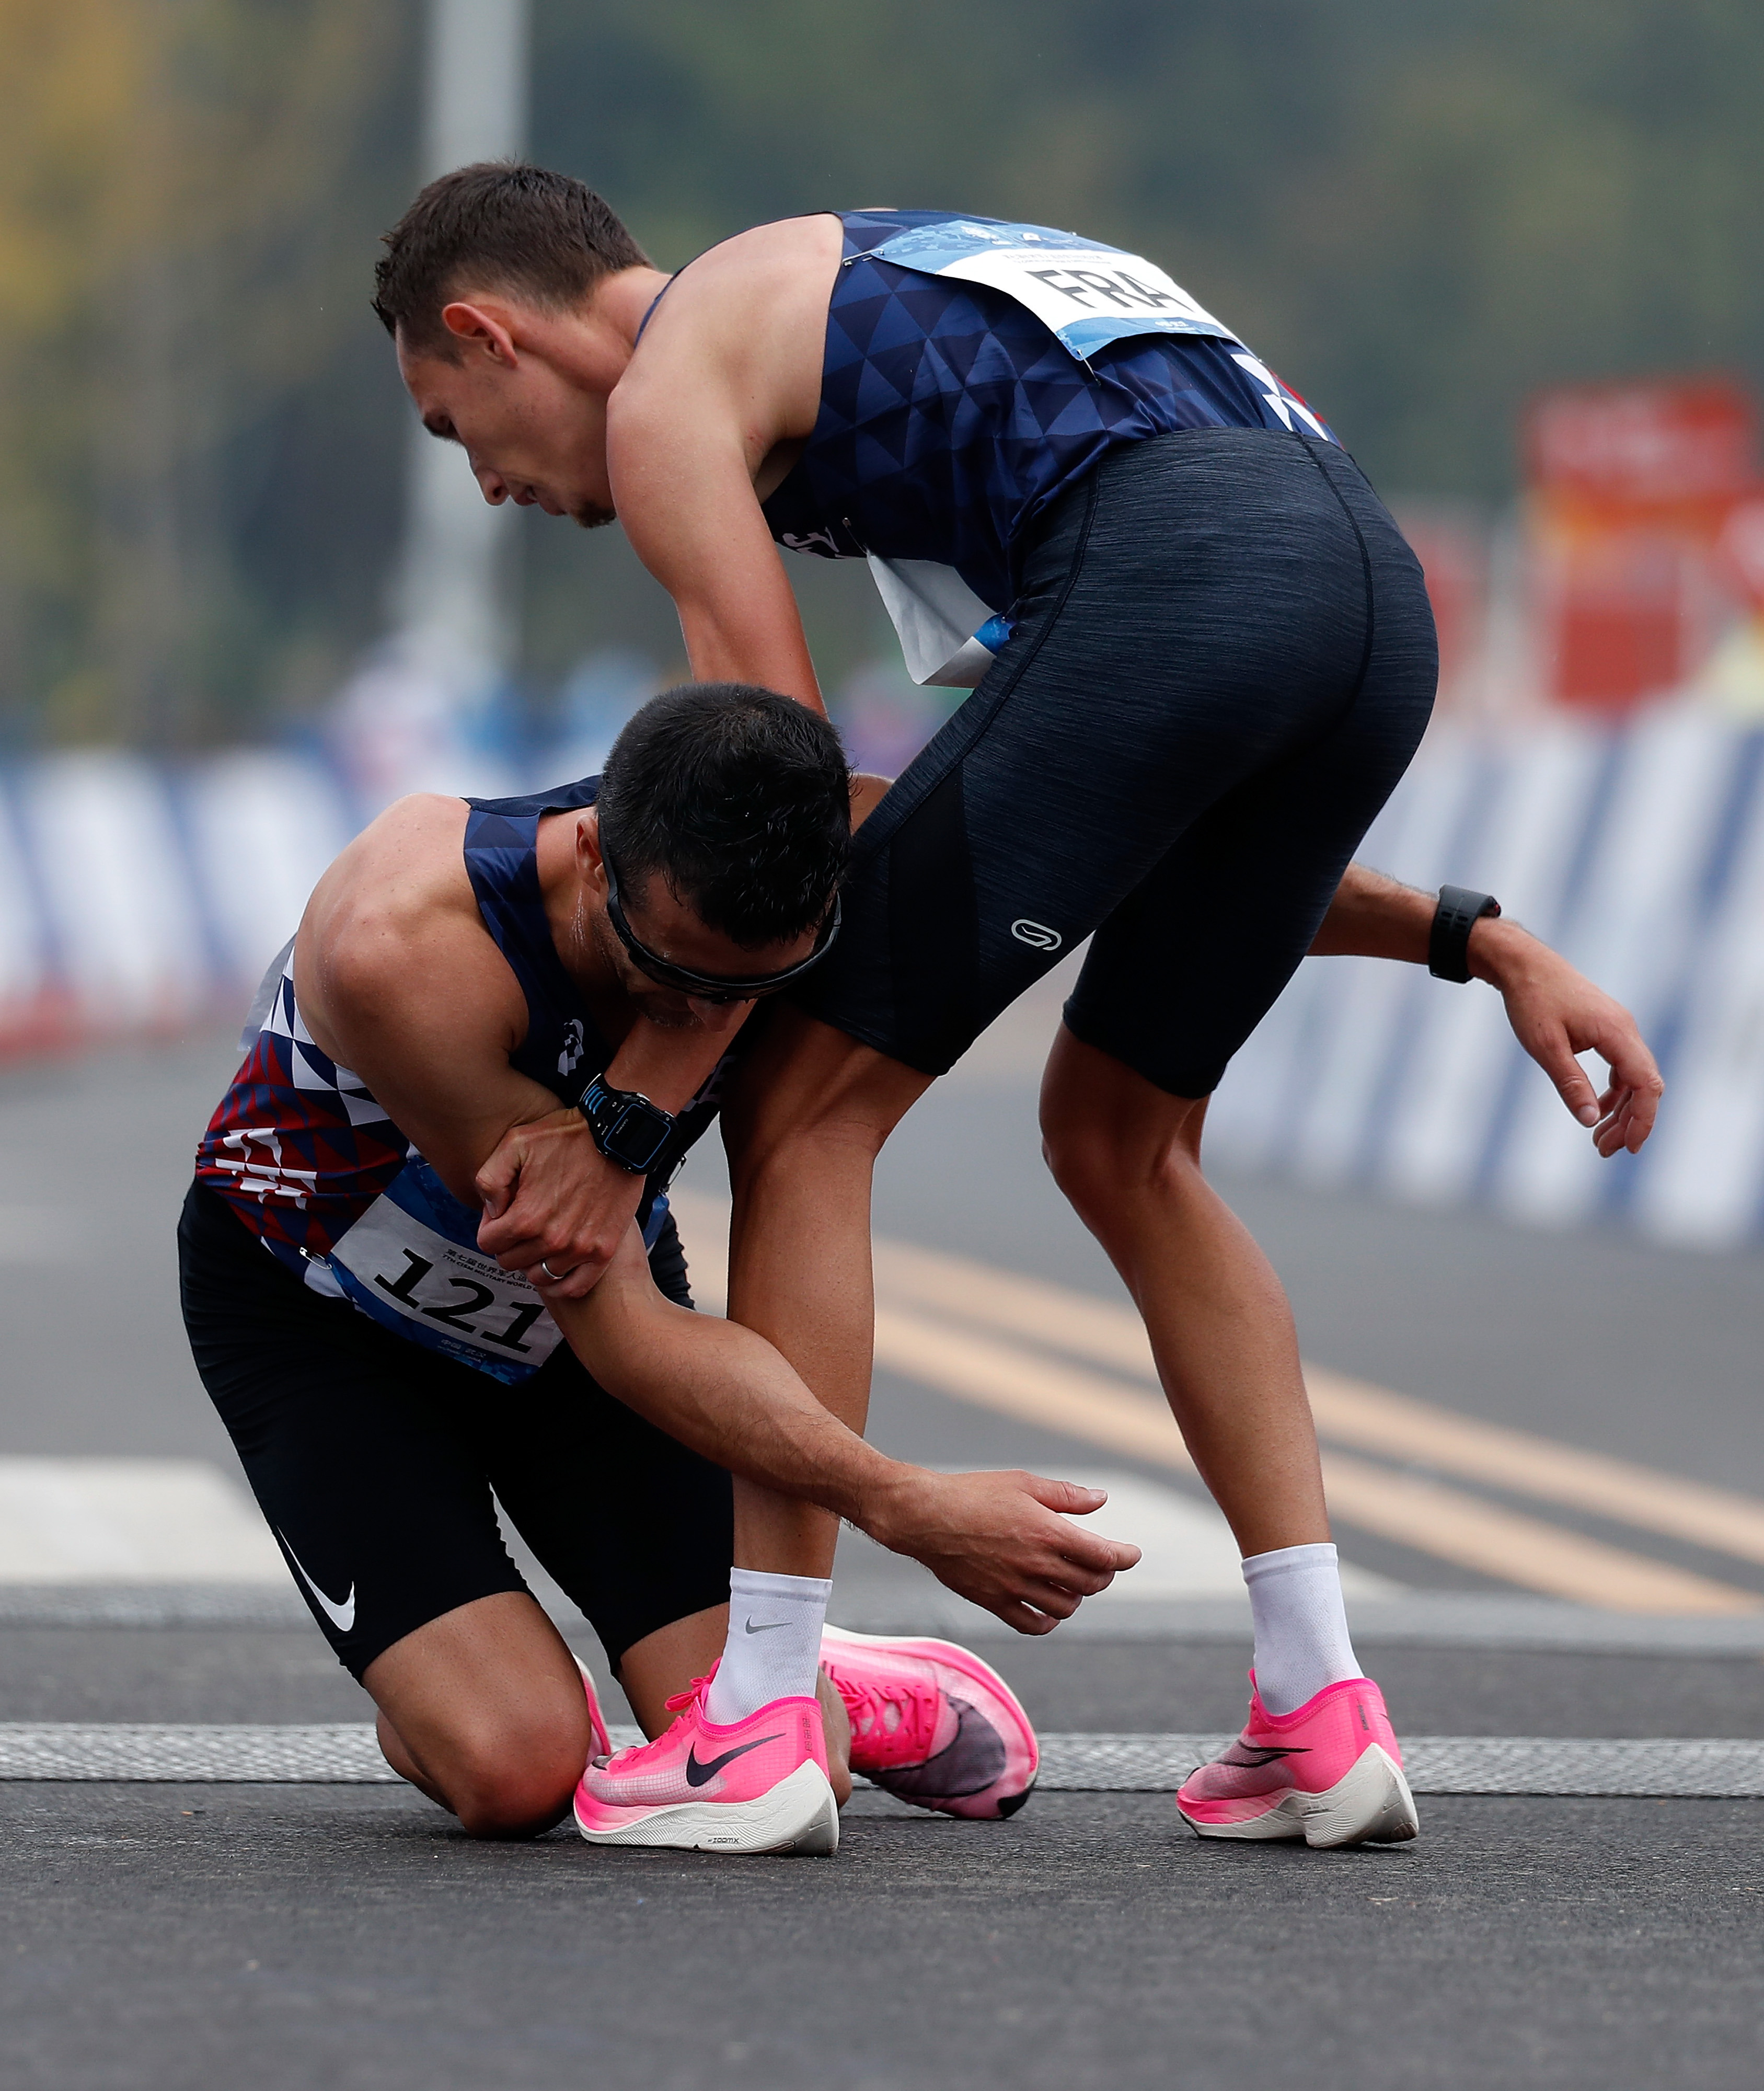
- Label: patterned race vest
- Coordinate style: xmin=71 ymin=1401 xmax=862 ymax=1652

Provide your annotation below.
xmin=761 ymin=209 xmax=1334 ymax=685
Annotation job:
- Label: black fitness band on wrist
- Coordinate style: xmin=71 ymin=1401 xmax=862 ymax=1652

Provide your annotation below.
xmin=1428 ymin=885 xmax=1502 ymax=984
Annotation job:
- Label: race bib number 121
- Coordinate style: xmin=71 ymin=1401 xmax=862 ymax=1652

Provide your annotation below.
xmin=327 ymin=1157 xmax=564 ymax=1384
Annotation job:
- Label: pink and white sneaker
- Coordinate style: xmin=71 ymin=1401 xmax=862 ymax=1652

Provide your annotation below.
xmin=1176 ymin=1673 xmax=1419 ymax=1848
xmin=819 ymin=1625 xmax=1038 ymax=1820
xmin=573 ymin=1675 xmax=838 ymax=1856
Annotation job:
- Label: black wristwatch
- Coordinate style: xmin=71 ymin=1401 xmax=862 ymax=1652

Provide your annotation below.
xmin=1428 ymin=885 xmax=1502 ymax=983
xmin=577 ymin=1074 xmax=675 ymax=1174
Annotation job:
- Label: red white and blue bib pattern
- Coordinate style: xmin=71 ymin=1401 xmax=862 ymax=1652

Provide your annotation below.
xmin=194 ymin=946 xmax=408 ymax=1278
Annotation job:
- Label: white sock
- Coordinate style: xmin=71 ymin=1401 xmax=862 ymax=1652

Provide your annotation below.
xmin=1242 ymin=1542 xmax=1363 ymax=1717
xmin=702 ymin=1568 xmax=833 ymax=1726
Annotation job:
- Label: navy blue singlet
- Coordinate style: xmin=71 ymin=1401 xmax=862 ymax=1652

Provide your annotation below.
xmin=760 ymin=209 xmax=1319 ymax=615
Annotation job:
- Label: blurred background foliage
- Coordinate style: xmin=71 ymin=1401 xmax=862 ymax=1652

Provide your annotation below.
xmin=1 ymin=0 xmax=1759 ymax=748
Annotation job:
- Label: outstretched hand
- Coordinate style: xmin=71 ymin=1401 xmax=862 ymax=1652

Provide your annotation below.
xmin=863 ymin=1466 xmax=1142 ymax=1634
xmin=1479 ymin=923 xmax=1664 ymax=1156
xmin=475 ymin=1107 xmax=644 ymax=1299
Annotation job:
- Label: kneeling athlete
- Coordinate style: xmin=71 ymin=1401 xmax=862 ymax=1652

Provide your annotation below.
xmin=180 ymin=683 xmax=1133 ymax=1850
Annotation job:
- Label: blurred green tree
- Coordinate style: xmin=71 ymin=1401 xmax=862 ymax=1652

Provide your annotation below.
xmin=0 ymin=0 xmax=409 ymax=746
xmin=523 ymin=0 xmax=1764 ymax=701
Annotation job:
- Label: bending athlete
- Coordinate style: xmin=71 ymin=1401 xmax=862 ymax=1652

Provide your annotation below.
xmin=375 ymin=167 xmax=1664 ymax=1849
xmin=182 ymin=685 xmax=1127 ymax=1852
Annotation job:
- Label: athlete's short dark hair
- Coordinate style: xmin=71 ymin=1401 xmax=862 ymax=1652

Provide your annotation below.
xmin=373 ymin=163 xmax=649 ymax=359
xmin=597 ymin=684 xmax=850 ymax=948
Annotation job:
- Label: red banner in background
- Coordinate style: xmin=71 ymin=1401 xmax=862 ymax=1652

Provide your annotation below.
xmin=1527 ymin=380 xmax=1755 ymax=511
xmin=1525 ymin=378 xmax=1760 ymax=714
xmin=1394 ymin=506 xmax=1489 ymax=711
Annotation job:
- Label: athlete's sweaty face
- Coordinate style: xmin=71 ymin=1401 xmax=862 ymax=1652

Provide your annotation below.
xmin=397 ymin=327 xmax=616 ymax=529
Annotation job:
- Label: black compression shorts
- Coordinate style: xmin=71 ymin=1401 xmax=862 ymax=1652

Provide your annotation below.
xmin=178 ymin=1182 xmax=733 ymax=1679
xmin=794 ymin=427 xmax=1439 ymax=1097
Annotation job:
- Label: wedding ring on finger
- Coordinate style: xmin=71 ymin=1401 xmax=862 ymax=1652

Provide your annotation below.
xmin=539 ymin=1257 xmax=573 ymax=1282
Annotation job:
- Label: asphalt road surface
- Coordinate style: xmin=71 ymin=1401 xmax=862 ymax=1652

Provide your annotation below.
xmin=2 ymin=1028 xmax=1762 ymax=2088
xmin=7 ymin=1784 xmax=1759 ymax=2091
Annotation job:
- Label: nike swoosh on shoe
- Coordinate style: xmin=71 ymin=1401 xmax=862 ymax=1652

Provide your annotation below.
xmin=685 ymin=1736 xmax=780 ymax=1788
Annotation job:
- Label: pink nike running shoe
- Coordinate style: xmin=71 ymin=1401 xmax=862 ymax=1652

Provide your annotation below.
xmin=820 ymin=1625 xmax=1038 ymax=1820
xmin=573 ymin=1675 xmax=838 ymax=1856
xmin=1177 ymin=1673 xmax=1419 ymax=1847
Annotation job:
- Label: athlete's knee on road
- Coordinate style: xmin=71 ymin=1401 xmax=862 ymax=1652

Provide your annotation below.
xmin=373 ymin=1661 xmax=594 ymax=1840
xmin=423 ymin=1708 xmax=590 ymax=1840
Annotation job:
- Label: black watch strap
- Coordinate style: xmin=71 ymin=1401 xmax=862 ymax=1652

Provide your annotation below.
xmin=1429 ymin=885 xmax=1502 ymax=984
xmin=577 ymin=1074 xmax=675 ymax=1175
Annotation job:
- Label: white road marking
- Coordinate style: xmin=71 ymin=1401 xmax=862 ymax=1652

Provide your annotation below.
xmin=939 ymin=1464 xmax=1399 ymax=1602
xmin=0 ymin=1459 xmax=285 ymax=1583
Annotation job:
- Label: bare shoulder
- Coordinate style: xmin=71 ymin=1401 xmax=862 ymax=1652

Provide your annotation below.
xmin=307 ymin=794 xmax=472 ymax=950
xmin=850 ymin=772 xmax=894 ymax=829
xmin=667 ymin=214 xmax=846 ymax=300
xmin=615 ymin=214 xmax=843 ymax=438
xmin=297 ymin=795 xmax=517 ymax=1058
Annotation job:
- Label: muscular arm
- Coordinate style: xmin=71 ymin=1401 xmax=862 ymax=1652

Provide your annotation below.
xmin=297 ymin=795 xmax=546 ymax=1207
xmin=545 ymin=1231 xmax=1132 ymax=1631
xmin=1310 ymin=862 xmax=1663 ymax=1155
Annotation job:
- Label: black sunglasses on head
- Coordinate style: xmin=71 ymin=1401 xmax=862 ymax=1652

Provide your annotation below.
xmin=601 ymin=853 xmax=840 ymax=1004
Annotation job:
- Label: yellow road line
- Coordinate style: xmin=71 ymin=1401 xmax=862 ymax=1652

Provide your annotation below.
xmin=1304 ymin=1365 xmax=1764 ymax=1571
xmin=1313 ymin=1453 xmax=1760 ymax=1615
xmin=870 ymin=1303 xmax=1197 ymax=1473
xmin=667 ymin=1191 xmax=1764 ymax=1612
xmin=872 ymin=1303 xmax=1760 ymax=1615
xmin=870 ymin=1234 xmax=1764 ymax=1570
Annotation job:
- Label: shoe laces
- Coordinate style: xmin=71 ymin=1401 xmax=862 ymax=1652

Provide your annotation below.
xmin=827 ymin=1662 xmax=940 ymax=1756
xmin=602 ymin=1673 xmax=713 ymax=1772
xmin=664 ymin=1673 xmax=714 ymax=1716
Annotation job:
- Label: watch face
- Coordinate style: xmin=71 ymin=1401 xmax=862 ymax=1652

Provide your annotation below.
xmin=606 ymin=1098 xmax=672 ymax=1173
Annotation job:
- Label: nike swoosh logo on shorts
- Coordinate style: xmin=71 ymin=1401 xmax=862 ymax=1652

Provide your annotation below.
xmin=743 ymin=1617 xmax=789 ymax=1634
xmin=685 ymin=1737 xmax=778 ymax=1787
xmin=276 ymin=1531 xmax=356 ymax=1633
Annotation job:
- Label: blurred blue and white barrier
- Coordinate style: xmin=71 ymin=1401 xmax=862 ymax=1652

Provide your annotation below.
xmin=1208 ymin=706 xmax=1764 ymax=1249
xmin=2 ymin=710 xmax=1761 ymax=1247
xmin=0 ymin=749 xmax=354 ymax=1053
